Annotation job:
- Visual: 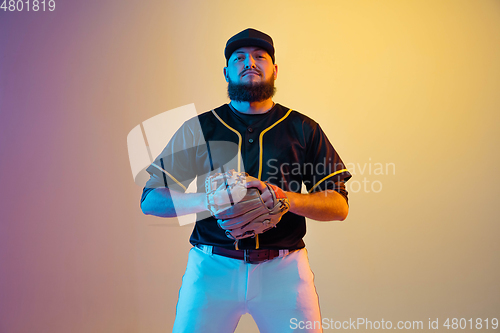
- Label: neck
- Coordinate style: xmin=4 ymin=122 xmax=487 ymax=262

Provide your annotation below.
xmin=230 ymin=99 xmax=274 ymax=115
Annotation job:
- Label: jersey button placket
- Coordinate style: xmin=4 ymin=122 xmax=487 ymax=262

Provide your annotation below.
xmin=247 ymin=128 xmax=254 ymax=144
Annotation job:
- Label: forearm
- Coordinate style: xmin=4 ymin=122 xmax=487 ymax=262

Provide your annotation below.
xmin=286 ymin=190 xmax=349 ymax=221
xmin=141 ymin=188 xmax=207 ymax=218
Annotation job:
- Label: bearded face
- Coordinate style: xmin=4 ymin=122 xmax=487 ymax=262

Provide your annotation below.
xmin=227 ymin=75 xmax=276 ymax=102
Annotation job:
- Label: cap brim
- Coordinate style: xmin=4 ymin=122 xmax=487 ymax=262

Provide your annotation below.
xmin=225 ymin=38 xmax=275 ymax=63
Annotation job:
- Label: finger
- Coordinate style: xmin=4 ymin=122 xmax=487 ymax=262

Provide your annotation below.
xmin=245 ymin=175 xmax=259 ymax=182
xmin=264 ymin=199 xmax=274 ymax=209
xmin=261 ymin=190 xmax=272 ymax=203
xmin=246 ymin=180 xmax=267 ymax=191
xmin=248 ymin=186 xmax=271 ymax=208
xmin=260 ymin=190 xmax=271 ymax=200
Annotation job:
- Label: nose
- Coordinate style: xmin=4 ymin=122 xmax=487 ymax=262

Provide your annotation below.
xmin=243 ymin=55 xmax=256 ymax=69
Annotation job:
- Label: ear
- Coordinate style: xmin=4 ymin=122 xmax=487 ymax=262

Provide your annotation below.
xmin=273 ymin=64 xmax=278 ymax=80
xmin=223 ymin=67 xmax=229 ymax=82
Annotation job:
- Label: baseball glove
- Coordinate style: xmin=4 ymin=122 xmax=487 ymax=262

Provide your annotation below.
xmin=205 ymin=170 xmax=290 ymax=240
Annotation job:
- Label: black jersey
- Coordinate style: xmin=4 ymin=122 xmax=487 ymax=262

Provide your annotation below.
xmin=142 ymin=103 xmax=351 ymax=250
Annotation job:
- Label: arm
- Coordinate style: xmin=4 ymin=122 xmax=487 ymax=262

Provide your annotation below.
xmin=141 ymin=188 xmax=207 ymax=218
xmin=285 ymin=190 xmax=348 ymax=221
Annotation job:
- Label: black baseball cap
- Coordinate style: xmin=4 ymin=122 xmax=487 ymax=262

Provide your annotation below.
xmin=224 ymin=28 xmax=275 ymax=64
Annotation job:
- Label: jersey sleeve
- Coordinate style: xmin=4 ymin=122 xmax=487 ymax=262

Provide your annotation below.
xmin=302 ymin=123 xmax=352 ymax=195
xmin=141 ymin=118 xmax=201 ymax=202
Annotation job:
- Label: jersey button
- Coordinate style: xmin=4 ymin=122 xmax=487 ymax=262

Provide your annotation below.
xmin=248 ymin=127 xmax=253 ymax=133
xmin=248 ymin=139 xmax=254 ymax=143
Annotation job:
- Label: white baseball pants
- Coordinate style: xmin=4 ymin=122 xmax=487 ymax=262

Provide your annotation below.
xmin=172 ymin=246 xmax=323 ymax=333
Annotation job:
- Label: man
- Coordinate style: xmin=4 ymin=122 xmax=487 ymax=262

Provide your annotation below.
xmin=141 ymin=28 xmax=351 ymax=333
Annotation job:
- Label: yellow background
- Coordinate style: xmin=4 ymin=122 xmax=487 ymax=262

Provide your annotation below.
xmin=0 ymin=0 xmax=499 ymax=332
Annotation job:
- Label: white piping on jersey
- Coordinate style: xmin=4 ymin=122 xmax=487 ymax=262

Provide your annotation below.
xmin=212 ymin=108 xmax=348 ymax=193
xmin=308 ymin=169 xmax=349 ymax=193
xmin=255 ymin=109 xmax=292 ymax=250
xmin=150 ymin=162 xmax=187 ymax=191
xmin=211 ymin=110 xmax=242 ymax=172
xmin=211 ymin=108 xmax=349 ymax=249
xmin=258 ymin=109 xmax=293 ymax=180
xmin=212 ymin=108 xmax=293 ymax=179
xmin=212 ymin=108 xmax=292 ymax=250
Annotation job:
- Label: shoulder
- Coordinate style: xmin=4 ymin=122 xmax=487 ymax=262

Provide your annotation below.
xmin=276 ymin=104 xmax=318 ymax=124
xmin=183 ymin=104 xmax=230 ymax=127
xmin=275 ymin=103 xmax=321 ymax=133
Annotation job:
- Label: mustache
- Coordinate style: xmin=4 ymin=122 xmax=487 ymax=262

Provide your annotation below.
xmin=240 ymin=69 xmax=262 ymax=76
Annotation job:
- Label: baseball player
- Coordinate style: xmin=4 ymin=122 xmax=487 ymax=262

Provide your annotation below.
xmin=141 ymin=28 xmax=352 ymax=333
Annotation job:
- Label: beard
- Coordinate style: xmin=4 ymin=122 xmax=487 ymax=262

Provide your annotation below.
xmin=227 ymin=75 xmax=276 ymax=102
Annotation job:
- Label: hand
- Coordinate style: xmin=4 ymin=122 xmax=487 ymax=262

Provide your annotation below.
xmin=211 ymin=173 xmax=291 ymax=241
xmin=245 ymin=176 xmax=274 ymax=209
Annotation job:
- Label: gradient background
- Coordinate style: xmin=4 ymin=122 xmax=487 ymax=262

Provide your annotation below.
xmin=1 ymin=0 xmax=499 ymax=332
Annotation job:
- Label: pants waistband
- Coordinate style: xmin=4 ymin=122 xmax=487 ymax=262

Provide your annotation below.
xmin=196 ymin=244 xmax=294 ymax=264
